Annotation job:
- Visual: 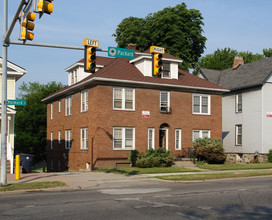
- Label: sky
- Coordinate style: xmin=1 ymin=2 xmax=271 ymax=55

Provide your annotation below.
xmin=0 ymin=0 xmax=272 ymax=96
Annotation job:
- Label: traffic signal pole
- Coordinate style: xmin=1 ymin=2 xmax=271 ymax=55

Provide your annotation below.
xmin=1 ymin=0 xmax=8 ymax=186
xmin=1 ymin=0 xmax=27 ymax=186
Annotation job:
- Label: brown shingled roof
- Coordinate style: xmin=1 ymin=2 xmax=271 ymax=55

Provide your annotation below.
xmin=43 ymin=55 xmax=228 ymax=103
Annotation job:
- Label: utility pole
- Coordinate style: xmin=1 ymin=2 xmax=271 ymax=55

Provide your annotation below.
xmin=1 ymin=0 xmax=8 ymax=186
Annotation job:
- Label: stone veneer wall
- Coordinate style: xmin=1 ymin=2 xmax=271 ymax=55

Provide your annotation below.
xmin=226 ymin=153 xmax=268 ymax=164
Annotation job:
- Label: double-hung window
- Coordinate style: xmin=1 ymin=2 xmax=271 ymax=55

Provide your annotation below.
xmin=148 ymin=128 xmax=155 ymax=149
xmin=65 ymin=130 xmax=72 ymax=149
xmin=58 ymin=131 xmax=61 ymax=144
xmin=58 ymin=100 xmax=61 ymax=112
xmin=113 ymin=127 xmax=135 ymax=150
xmin=160 ymin=91 xmax=170 ymax=112
xmin=162 ymin=62 xmax=170 ymax=78
xmin=81 ymin=128 xmax=88 ymax=150
xmin=235 ymin=94 xmax=242 ymax=113
xmin=192 ymin=130 xmax=210 ymax=142
xmin=65 ymin=96 xmax=72 ymax=116
xmin=193 ymin=94 xmax=210 ymax=114
xmin=235 ymin=125 xmax=242 ymax=145
xmin=113 ymin=88 xmax=135 ymax=110
xmin=50 ymin=132 xmax=53 ymax=149
xmin=50 ymin=104 xmax=53 ymax=120
xmin=81 ymin=90 xmax=88 ymax=112
xmin=175 ymin=129 xmax=182 ymax=150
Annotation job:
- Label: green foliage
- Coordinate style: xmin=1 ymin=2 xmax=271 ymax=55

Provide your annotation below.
xmin=194 ymin=47 xmax=266 ymax=73
xmin=268 ymin=149 xmax=272 ymax=163
xmin=193 ymin=137 xmax=226 ymax=164
xmin=263 ymin=48 xmax=272 ymax=57
xmin=113 ymin=3 xmax=207 ymax=70
xmin=15 ymin=81 xmax=64 ymax=163
xmin=129 ymin=150 xmax=140 ymax=167
xmin=135 ymin=148 xmax=174 ymax=168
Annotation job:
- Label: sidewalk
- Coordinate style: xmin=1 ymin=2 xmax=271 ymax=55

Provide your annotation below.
xmin=6 ymin=171 xmax=151 ymax=190
xmin=4 ymin=168 xmax=272 ymax=192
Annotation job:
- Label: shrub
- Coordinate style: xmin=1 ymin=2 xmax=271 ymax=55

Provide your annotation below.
xmin=193 ymin=137 xmax=226 ymax=164
xmin=129 ymin=150 xmax=140 ymax=167
xmin=135 ymin=148 xmax=174 ymax=168
xmin=268 ymin=149 xmax=272 ymax=163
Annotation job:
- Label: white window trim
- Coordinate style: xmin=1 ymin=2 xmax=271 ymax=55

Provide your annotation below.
xmin=58 ymin=130 xmax=61 ymax=144
xmin=235 ymin=124 xmax=242 ymax=146
xmin=65 ymin=130 xmax=72 ymax=149
xmin=192 ymin=129 xmax=210 ymax=142
xmin=113 ymin=127 xmax=135 ymax=150
xmin=65 ymin=96 xmax=72 ymax=116
xmin=50 ymin=103 xmax=53 ymax=120
xmin=58 ymin=100 xmax=61 ymax=112
xmin=50 ymin=131 xmax=53 ymax=149
xmin=148 ymin=128 xmax=155 ymax=149
xmin=175 ymin=129 xmax=182 ymax=150
xmin=162 ymin=62 xmax=171 ymax=79
xmin=81 ymin=90 xmax=88 ymax=112
xmin=113 ymin=87 xmax=135 ymax=111
xmin=192 ymin=94 xmax=211 ymax=115
xmin=160 ymin=91 xmax=170 ymax=112
xmin=80 ymin=127 xmax=88 ymax=150
xmin=235 ymin=94 xmax=242 ymax=113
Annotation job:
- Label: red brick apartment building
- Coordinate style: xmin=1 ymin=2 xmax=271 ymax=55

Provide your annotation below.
xmin=43 ymin=47 xmax=228 ymax=171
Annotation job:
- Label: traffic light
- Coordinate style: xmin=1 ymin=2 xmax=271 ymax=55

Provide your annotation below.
xmin=153 ymin=53 xmax=163 ymax=76
xmin=37 ymin=0 xmax=54 ymax=18
xmin=150 ymin=46 xmax=165 ymax=77
xmin=21 ymin=12 xmax=36 ymax=41
xmin=84 ymin=46 xmax=96 ymax=73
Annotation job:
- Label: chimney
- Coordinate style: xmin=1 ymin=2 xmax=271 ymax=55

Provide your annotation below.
xmin=233 ymin=56 xmax=244 ymax=69
xmin=127 ymin=43 xmax=136 ymax=50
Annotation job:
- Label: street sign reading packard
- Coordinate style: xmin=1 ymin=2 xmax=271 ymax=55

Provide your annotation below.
xmin=108 ymin=47 xmax=135 ymax=59
xmin=8 ymin=100 xmax=27 ymax=106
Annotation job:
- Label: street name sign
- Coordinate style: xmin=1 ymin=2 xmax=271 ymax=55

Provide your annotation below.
xmin=8 ymin=100 xmax=27 ymax=106
xmin=108 ymin=47 xmax=135 ymax=59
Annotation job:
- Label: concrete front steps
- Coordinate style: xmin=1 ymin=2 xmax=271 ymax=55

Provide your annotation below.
xmin=173 ymin=158 xmax=198 ymax=169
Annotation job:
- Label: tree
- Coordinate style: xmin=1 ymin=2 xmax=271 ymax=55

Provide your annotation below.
xmin=14 ymin=81 xmax=64 ymax=163
xmin=113 ymin=3 xmax=207 ymax=70
xmin=194 ymin=48 xmax=266 ymax=73
xmin=263 ymin=48 xmax=272 ymax=57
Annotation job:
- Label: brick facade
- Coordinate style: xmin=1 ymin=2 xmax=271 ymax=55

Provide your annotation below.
xmin=47 ymin=84 xmax=222 ymax=171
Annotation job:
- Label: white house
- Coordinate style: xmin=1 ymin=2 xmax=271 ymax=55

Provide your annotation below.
xmin=0 ymin=57 xmax=26 ymax=173
xmin=197 ymin=56 xmax=272 ymax=163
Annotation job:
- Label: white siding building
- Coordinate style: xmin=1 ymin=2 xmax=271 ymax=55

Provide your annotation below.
xmin=0 ymin=57 xmax=26 ymax=173
xmin=197 ymin=56 xmax=272 ymax=163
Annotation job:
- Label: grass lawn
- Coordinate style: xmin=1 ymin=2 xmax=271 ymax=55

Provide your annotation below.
xmin=156 ymin=170 xmax=272 ymax=181
xmin=0 ymin=181 xmax=67 ymax=192
xmin=197 ymin=163 xmax=272 ymax=171
xmin=96 ymin=166 xmax=200 ymax=175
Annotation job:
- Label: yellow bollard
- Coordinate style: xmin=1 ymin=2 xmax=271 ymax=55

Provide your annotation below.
xmin=15 ymin=155 xmax=20 ymax=180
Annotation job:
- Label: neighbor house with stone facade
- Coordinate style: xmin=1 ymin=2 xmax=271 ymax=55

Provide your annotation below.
xmin=197 ymin=56 xmax=272 ymax=163
xmin=43 ymin=46 xmax=227 ymax=171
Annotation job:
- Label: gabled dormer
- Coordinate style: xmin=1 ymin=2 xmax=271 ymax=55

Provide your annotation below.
xmin=65 ymin=59 xmax=105 ymax=86
xmin=130 ymin=54 xmax=182 ymax=79
xmin=128 ymin=45 xmax=183 ymax=79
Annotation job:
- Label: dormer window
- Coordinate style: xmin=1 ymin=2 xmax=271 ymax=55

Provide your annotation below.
xmin=162 ymin=62 xmax=170 ymax=78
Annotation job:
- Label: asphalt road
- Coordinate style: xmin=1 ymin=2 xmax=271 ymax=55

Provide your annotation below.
xmin=0 ymin=176 xmax=272 ymax=219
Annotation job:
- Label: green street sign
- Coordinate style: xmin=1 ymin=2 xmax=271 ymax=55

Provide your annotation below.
xmin=8 ymin=100 xmax=27 ymax=106
xmin=108 ymin=47 xmax=135 ymax=59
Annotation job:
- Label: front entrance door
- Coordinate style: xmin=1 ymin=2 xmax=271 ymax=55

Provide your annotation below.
xmin=159 ymin=128 xmax=168 ymax=150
